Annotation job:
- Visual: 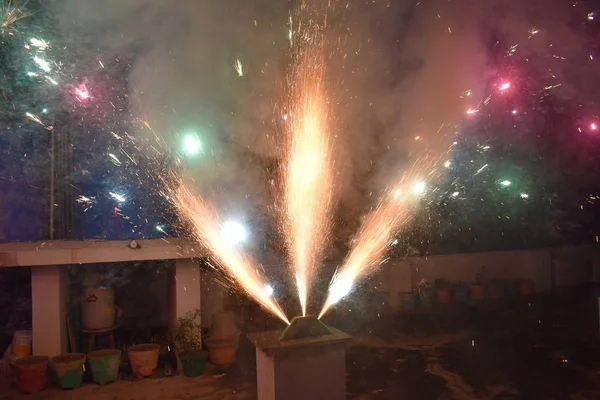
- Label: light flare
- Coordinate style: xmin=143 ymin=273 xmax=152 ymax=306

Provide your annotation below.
xmin=233 ymin=59 xmax=243 ymax=77
xmin=173 ymin=184 xmax=289 ymax=324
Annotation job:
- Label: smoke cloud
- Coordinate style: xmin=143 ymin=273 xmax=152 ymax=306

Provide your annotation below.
xmin=50 ymin=0 xmax=591 ymax=254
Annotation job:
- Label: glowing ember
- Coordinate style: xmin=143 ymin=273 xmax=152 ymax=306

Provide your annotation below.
xmin=75 ymin=85 xmax=90 ymax=100
xmin=591 ymin=122 xmax=598 ymax=131
xmin=173 ymin=184 xmax=289 ymax=324
xmin=498 ymin=82 xmax=511 ymax=91
xmin=466 ymin=108 xmax=479 ymax=115
xmin=280 ymin=8 xmax=333 ymax=317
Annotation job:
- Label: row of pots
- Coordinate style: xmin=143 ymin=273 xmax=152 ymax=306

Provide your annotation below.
xmin=10 ymin=349 xmax=121 ymax=394
xmin=402 ymin=279 xmax=536 ymax=310
xmin=9 ymin=340 xmax=236 ymax=394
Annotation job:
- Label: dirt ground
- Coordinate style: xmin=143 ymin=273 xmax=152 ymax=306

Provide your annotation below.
xmin=5 ymin=285 xmax=600 ymax=399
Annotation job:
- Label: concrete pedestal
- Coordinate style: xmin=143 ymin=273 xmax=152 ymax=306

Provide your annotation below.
xmin=247 ymin=325 xmax=351 ymax=400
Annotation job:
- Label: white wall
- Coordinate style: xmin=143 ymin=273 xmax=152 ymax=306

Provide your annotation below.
xmin=371 ymin=245 xmax=600 ymax=308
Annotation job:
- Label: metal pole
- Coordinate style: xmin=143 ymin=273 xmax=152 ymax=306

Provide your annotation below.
xmin=49 ymin=127 xmax=55 ymax=240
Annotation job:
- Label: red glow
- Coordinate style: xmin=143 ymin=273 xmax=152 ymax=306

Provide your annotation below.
xmin=74 ymin=85 xmax=90 ymax=100
xmin=499 ymin=82 xmax=511 ymax=92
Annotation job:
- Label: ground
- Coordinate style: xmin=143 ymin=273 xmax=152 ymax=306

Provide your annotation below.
xmin=4 ymin=285 xmax=600 ymax=399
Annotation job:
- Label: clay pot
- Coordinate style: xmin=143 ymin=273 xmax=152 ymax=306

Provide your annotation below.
xmin=436 ymin=288 xmax=452 ymax=304
xmin=204 ymin=336 xmax=239 ymax=366
xmin=51 ymin=353 xmax=86 ymax=389
xmin=127 ymin=344 xmax=160 ymax=378
xmin=11 ymin=356 xmax=49 ymax=394
xmin=470 ymin=284 xmax=485 ymax=302
xmin=88 ymin=349 xmax=121 ymax=385
xmin=520 ymin=279 xmax=535 ymax=296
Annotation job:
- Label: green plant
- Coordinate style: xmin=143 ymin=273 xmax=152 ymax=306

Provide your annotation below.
xmin=174 ymin=309 xmax=202 ymax=354
xmin=417 ymin=279 xmax=434 ymax=290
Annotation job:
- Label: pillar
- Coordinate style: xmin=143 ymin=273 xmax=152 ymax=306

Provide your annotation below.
xmin=200 ymin=268 xmax=225 ymax=329
xmin=31 ymin=266 xmax=68 ymax=356
xmin=174 ymin=258 xmax=201 ymax=327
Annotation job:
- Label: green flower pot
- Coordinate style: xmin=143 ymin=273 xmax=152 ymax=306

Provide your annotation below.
xmin=89 ymin=349 xmax=121 ymax=385
xmin=51 ymin=354 xmax=86 ymax=389
xmin=180 ymin=350 xmax=208 ymax=377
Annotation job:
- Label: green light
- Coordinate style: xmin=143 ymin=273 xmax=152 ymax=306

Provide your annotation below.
xmin=500 ymin=180 xmax=511 ymax=187
xmin=182 ymin=134 xmax=202 ymax=156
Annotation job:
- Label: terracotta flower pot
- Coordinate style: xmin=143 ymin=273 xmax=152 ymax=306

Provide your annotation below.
xmin=204 ymin=336 xmax=239 ymax=366
xmin=127 ymin=344 xmax=160 ymax=378
xmin=89 ymin=349 xmax=121 ymax=385
xmin=12 ymin=356 xmax=49 ymax=394
xmin=520 ymin=279 xmax=535 ymax=296
xmin=436 ymin=288 xmax=452 ymax=304
xmin=470 ymin=284 xmax=485 ymax=302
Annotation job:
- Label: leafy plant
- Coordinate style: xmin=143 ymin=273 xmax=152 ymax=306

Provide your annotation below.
xmin=174 ymin=309 xmax=202 ymax=354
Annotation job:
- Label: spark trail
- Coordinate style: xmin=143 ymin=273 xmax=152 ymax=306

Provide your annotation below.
xmin=173 ymin=184 xmax=290 ymax=325
xmin=281 ymin=1 xmax=333 ymax=317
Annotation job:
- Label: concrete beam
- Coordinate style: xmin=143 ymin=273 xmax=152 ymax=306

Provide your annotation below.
xmin=0 ymin=238 xmax=203 ymax=268
xmin=31 ymin=266 xmax=68 ymax=356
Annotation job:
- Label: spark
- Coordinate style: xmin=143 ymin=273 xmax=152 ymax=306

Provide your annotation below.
xmin=29 ymin=37 xmax=48 ymax=49
xmin=1 ymin=0 xmax=31 ymax=35
xmin=500 ymin=180 xmax=511 ymax=187
xmin=25 ymin=112 xmax=43 ymax=126
xmin=26 ymin=71 xmax=37 ymax=77
xmin=172 ymin=184 xmax=289 ymax=324
xmin=498 ymin=82 xmax=511 ymax=92
xmin=520 ymin=193 xmax=529 ymax=199
xmin=591 ymin=122 xmax=598 ymax=131
xmin=452 ymin=191 xmax=460 ymax=197
xmin=74 ymin=85 xmax=90 ymax=100
xmin=474 ymin=164 xmax=488 ymax=175
xmin=263 ymin=284 xmax=274 ymax=297
xmin=444 ymin=160 xmax=451 ymax=168
xmin=466 ymin=108 xmax=479 ymax=115
xmin=233 ymin=58 xmax=243 ymax=77
xmin=109 ymin=192 xmax=126 ymax=202
xmin=45 ymin=76 xmax=58 ymax=85
xmin=528 ymin=27 xmax=540 ymax=38
xmin=33 ymin=56 xmax=51 ymax=72
xmin=156 ymin=225 xmax=166 ymax=233
xmin=588 ymin=12 xmax=595 ymax=20
xmin=512 ymin=109 xmax=518 ymax=115
xmin=281 ymin=14 xmax=333 ymax=317
xmin=108 ymin=153 xmax=121 ymax=166
xmin=98 ymin=60 xmax=104 ymax=68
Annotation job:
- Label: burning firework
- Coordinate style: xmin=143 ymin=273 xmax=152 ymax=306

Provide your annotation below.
xmin=281 ymin=4 xmax=333 ymax=317
xmin=1 ymin=0 xmax=30 ymax=35
xmin=319 ymin=158 xmax=440 ymax=318
xmin=173 ymin=184 xmax=290 ymax=324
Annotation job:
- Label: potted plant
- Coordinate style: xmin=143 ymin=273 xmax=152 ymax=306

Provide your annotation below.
xmin=417 ymin=280 xmax=435 ymax=306
xmin=435 ymin=279 xmax=452 ymax=304
xmin=175 ymin=309 xmax=208 ymax=377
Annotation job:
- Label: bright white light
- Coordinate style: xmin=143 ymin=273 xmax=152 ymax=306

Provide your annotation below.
xmin=500 ymin=180 xmax=511 ymax=187
xmin=328 ymin=273 xmax=353 ymax=305
xmin=33 ymin=56 xmax=51 ymax=72
xmin=109 ymin=192 xmax=126 ymax=202
xmin=412 ymin=181 xmax=426 ymax=195
xmin=30 ymin=38 xmax=48 ymax=49
xmin=392 ymin=239 xmax=399 ymax=245
xmin=520 ymin=193 xmax=529 ymax=199
xmin=444 ymin=160 xmax=451 ymax=168
xmin=591 ymin=123 xmax=598 ymax=131
xmin=512 ymin=109 xmax=518 ymax=115
xmin=221 ymin=220 xmax=248 ymax=246
xmin=263 ymin=284 xmax=274 ymax=297
xmin=588 ymin=12 xmax=595 ymax=20
xmin=156 ymin=225 xmax=165 ymax=233
xmin=183 ymin=134 xmax=202 ymax=156
xmin=42 ymin=108 xmax=48 ymax=114
xmin=393 ymin=189 xmax=402 ymax=199
xmin=499 ymin=82 xmax=511 ymax=91
xmin=452 ymin=191 xmax=459 ymax=197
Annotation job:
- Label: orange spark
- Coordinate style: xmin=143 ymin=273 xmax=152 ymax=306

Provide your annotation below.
xmin=173 ymin=184 xmax=290 ymax=325
xmin=281 ymin=7 xmax=333 ymax=317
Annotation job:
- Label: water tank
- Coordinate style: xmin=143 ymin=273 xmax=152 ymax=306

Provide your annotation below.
xmin=81 ymin=286 xmax=115 ymax=330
